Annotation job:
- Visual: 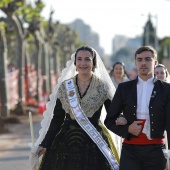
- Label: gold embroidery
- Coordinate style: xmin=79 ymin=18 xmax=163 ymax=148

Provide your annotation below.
xmin=68 ymin=90 xmax=75 ymax=97
xmin=57 ymin=75 xmax=108 ymax=119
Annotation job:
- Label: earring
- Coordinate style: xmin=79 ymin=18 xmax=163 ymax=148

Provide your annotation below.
xmin=92 ymin=66 xmax=95 ymax=72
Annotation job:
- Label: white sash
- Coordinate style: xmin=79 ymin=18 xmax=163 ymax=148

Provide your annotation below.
xmin=65 ymin=79 xmax=119 ymax=170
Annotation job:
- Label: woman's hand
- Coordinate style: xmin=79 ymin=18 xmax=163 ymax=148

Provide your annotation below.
xmin=164 ymin=161 xmax=170 ymax=170
xmin=36 ymin=146 xmax=46 ymax=157
xmin=115 ymin=117 xmax=127 ymax=125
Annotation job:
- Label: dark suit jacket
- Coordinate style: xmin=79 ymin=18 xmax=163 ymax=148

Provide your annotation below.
xmin=104 ymin=77 xmax=170 ymax=148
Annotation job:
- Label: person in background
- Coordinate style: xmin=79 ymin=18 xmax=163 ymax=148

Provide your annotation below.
xmin=109 ymin=62 xmax=129 ymax=155
xmin=110 ymin=62 xmax=129 ymax=89
xmin=105 ymin=46 xmax=170 ymax=170
xmin=155 ymin=64 xmax=170 ymax=170
xmin=33 ymin=46 xmax=119 ymax=170
xmin=155 ymin=64 xmax=170 ymax=83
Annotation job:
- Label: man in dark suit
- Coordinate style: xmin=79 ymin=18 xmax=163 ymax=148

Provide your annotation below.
xmin=105 ymin=46 xmax=170 ymax=170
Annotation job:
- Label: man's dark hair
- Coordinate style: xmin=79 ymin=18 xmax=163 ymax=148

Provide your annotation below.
xmin=135 ymin=46 xmax=157 ymax=59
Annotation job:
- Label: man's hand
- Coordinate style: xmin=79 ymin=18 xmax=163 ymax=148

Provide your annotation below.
xmin=128 ymin=121 xmax=143 ymax=136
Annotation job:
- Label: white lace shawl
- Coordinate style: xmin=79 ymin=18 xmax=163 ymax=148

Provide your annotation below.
xmin=58 ymin=74 xmax=108 ymax=119
xmin=29 ymin=49 xmax=116 ymax=155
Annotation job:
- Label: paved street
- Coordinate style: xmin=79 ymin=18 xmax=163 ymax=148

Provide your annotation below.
xmin=0 ymin=114 xmax=43 ymax=170
xmin=0 ymin=110 xmax=121 ymax=170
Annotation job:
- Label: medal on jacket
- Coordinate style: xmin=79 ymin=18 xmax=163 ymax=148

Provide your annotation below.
xmin=151 ymin=91 xmax=156 ymax=98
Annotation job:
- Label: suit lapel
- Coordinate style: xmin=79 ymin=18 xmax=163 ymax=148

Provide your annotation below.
xmin=131 ymin=78 xmax=138 ymax=106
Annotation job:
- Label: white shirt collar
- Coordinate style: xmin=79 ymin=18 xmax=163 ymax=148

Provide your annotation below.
xmin=138 ymin=76 xmax=154 ymax=84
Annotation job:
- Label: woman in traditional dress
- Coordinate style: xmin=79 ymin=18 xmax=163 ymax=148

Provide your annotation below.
xmin=110 ymin=62 xmax=129 ymax=89
xmin=32 ymin=46 xmax=119 ymax=170
xmin=109 ymin=62 xmax=129 ymax=155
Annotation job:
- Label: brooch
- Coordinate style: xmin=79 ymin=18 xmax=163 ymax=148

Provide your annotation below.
xmin=151 ymin=91 xmax=156 ymax=98
xmin=69 ymin=90 xmax=75 ymax=97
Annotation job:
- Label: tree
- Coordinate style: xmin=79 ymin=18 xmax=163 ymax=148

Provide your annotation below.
xmin=0 ymin=23 xmax=9 ymax=117
xmin=158 ymin=37 xmax=170 ymax=63
xmin=0 ymin=0 xmax=26 ymax=114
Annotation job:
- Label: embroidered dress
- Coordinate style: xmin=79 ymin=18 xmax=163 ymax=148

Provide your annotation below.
xmin=38 ymin=75 xmax=119 ymax=170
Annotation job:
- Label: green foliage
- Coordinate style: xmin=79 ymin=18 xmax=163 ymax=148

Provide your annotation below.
xmin=16 ymin=1 xmax=23 ymax=7
xmin=15 ymin=0 xmax=45 ymax=22
xmin=158 ymin=37 xmax=170 ymax=63
xmin=42 ymin=21 xmax=49 ymax=27
xmin=0 ymin=0 xmax=13 ymax=8
xmin=0 ymin=0 xmax=25 ymax=12
xmin=0 ymin=22 xmax=6 ymax=31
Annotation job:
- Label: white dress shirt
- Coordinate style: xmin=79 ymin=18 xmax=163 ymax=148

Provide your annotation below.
xmin=137 ymin=76 xmax=154 ymax=139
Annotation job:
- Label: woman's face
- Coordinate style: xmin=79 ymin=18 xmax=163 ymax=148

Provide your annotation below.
xmin=155 ymin=67 xmax=166 ymax=81
xmin=75 ymin=50 xmax=93 ymax=75
xmin=113 ymin=64 xmax=124 ymax=78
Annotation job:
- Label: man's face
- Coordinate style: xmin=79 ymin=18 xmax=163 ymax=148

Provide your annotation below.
xmin=135 ymin=51 xmax=157 ymax=78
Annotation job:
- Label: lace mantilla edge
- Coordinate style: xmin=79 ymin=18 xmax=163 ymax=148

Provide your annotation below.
xmin=28 ymin=49 xmax=116 ymax=169
xmin=57 ymin=74 xmax=108 ymax=119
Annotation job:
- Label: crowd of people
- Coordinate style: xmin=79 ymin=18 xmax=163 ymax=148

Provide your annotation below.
xmin=29 ymin=45 xmax=170 ymax=170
